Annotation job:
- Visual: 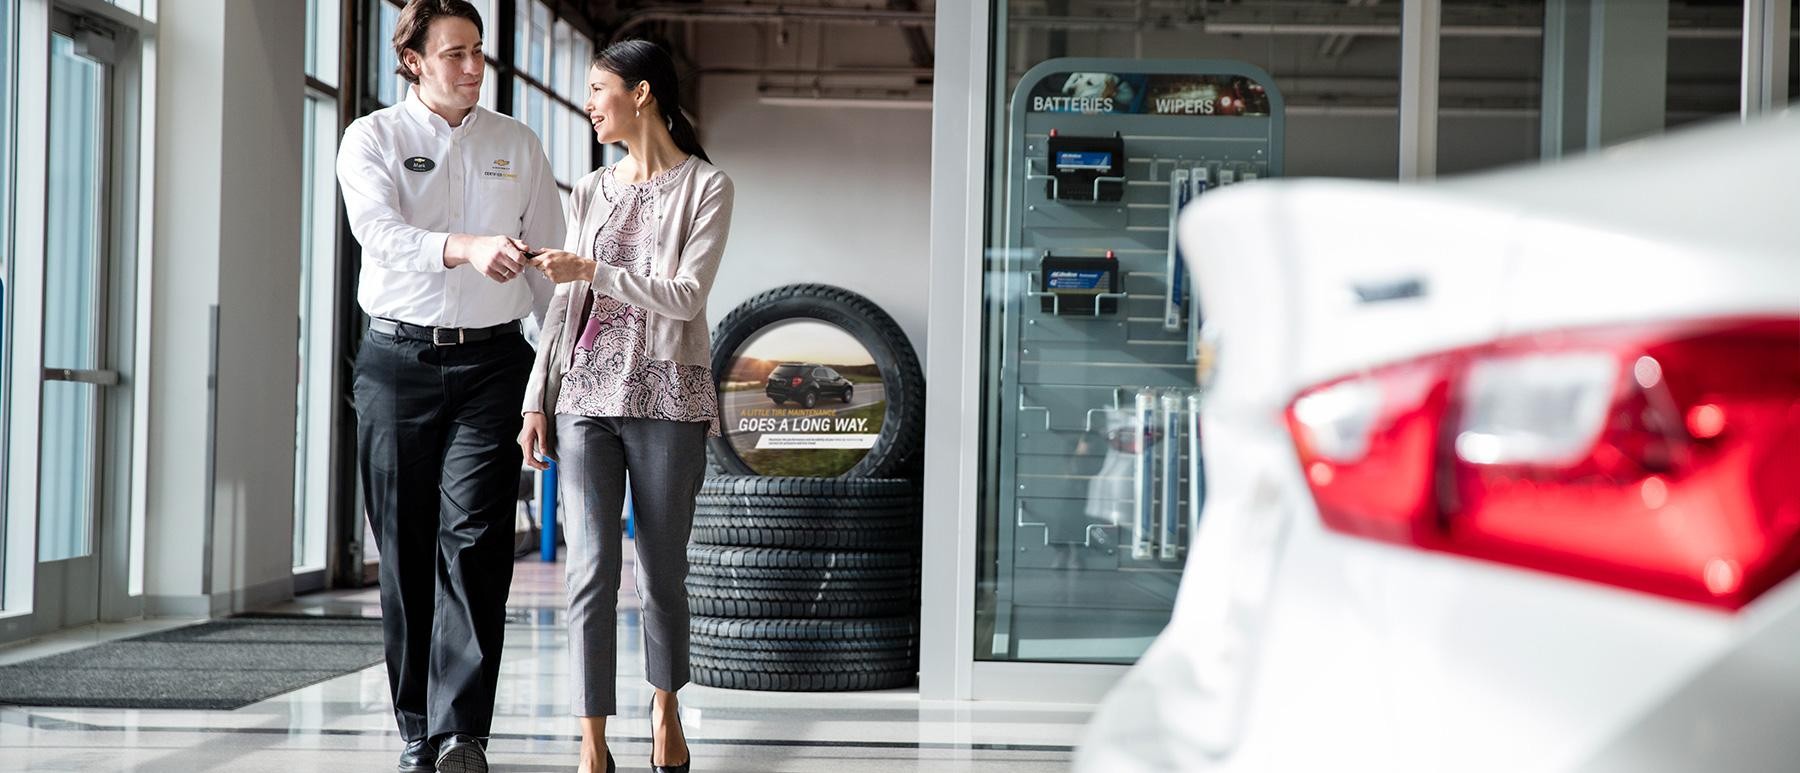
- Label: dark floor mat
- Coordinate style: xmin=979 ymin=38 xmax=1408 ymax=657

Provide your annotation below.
xmin=0 ymin=616 xmax=385 ymax=710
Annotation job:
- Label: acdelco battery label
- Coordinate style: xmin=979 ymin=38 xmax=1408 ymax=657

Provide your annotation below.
xmin=1055 ymin=151 xmax=1114 ymax=171
xmin=1046 ymin=270 xmax=1108 ymax=291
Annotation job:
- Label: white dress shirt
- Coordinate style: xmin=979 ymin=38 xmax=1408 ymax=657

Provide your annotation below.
xmin=338 ymin=88 xmax=563 ymax=329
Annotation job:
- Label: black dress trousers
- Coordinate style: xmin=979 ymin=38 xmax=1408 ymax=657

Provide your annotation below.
xmin=354 ymin=325 xmax=533 ymax=743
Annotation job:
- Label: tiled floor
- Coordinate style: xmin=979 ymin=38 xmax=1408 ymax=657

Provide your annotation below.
xmin=0 ymin=549 xmax=1087 ymax=771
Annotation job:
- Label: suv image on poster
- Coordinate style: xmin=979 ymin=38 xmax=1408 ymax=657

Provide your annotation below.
xmin=720 ymin=319 xmax=886 ymax=477
xmin=765 ymin=363 xmax=855 ymax=408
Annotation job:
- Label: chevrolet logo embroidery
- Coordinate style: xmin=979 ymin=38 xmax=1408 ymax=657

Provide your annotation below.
xmin=484 ymin=158 xmax=518 ymax=180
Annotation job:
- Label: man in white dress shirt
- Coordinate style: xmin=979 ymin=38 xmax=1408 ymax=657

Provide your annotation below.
xmin=334 ymin=2 xmax=563 ymax=771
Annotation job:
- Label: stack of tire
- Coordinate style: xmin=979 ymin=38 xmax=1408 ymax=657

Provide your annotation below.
xmin=689 ymin=285 xmax=925 ymax=691
xmin=686 ymin=477 xmax=919 ymax=690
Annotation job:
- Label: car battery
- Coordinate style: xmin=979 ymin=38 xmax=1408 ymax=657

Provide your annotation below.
xmin=1046 ymin=131 xmax=1126 ymax=202
xmin=1040 ymin=252 xmax=1121 ymax=315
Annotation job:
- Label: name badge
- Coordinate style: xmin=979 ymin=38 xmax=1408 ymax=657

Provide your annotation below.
xmin=404 ymin=156 xmax=436 ymax=173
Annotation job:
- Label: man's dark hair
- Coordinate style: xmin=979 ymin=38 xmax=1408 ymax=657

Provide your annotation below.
xmin=393 ymin=0 xmax=484 ymax=85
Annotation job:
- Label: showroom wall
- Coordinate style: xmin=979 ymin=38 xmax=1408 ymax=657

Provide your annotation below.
xmin=686 ymin=26 xmax=934 ymax=363
xmin=697 ymin=75 xmax=933 ymax=362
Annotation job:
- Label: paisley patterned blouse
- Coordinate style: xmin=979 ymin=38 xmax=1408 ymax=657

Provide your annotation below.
xmin=554 ymin=157 xmax=721 ymax=436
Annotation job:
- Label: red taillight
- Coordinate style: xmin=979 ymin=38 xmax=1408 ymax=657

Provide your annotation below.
xmin=1287 ymin=318 xmax=1800 ymax=610
xmin=791 ymin=377 xmax=804 ymax=387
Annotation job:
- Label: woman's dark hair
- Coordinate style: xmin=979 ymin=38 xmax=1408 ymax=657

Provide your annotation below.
xmin=594 ymin=39 xmax=711 ymax=164
xmin=393 ymin=0 xmax=484 ymax=85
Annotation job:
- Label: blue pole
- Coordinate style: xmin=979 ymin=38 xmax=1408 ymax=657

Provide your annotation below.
xmin=624 ymin=476 xmax=636 ymax=540
xmin=540 ymin=459 xmax=558 ymax=561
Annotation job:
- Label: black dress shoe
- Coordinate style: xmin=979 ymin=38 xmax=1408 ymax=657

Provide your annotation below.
xmin=434 ymin=734 xmax=489 ymax=773
xmin=650 ymin=698 xmax=691 ymax=773
xmin=398 ymin=738 xmax=435 ymax=773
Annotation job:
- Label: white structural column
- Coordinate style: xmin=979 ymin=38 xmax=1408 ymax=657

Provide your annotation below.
xmin=1542 ymin=0 xmax=1669 ymax=158
xmin=920 ymin=0 xmax=991 ymax=702
xmin=1398 ymin=0 xmax=1440 ymax=179
xmin=144 ymin=0 xmax=303 ymax=617
xmin=1741 ymin=0 xmax=1791 ymax=118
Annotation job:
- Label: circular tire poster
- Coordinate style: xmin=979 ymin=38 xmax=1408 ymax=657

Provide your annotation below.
xmin=720 ymin=319 xmax=887 ymax=478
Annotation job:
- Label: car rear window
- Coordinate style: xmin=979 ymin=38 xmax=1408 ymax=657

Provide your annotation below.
xmin=772 ymin=365 xmax=804 ymax=377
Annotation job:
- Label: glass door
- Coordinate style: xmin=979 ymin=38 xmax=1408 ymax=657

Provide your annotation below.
xmin=34 ymin=12 xmax=117 ymax=629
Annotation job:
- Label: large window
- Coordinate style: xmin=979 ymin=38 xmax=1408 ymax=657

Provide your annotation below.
xmin=511 ymin=0 xmax=593 ymax=201
xmin=555 ymin=20 xmax=592 ymax=193
xmin=479 ymin=0 xmax=498 ymax=110
xmin=296 ymin=0 xmax=343 ymax=579
xmin=100 ymin=0 xmax=156 ymax=21
xmin=306 ymin=0 xmax=340 ymax=90
xmin=295 ymin=92 xmax=337 ymax=576
xmin=41 ymin=30 xmax=106 ymax=565
xmin=0 ymin=0 xmax=14 ymax=605
xmin=1434 ymin=3 xmax=1546 ymax=173
xmin=374 ymin=0 xmax=403 ymax=107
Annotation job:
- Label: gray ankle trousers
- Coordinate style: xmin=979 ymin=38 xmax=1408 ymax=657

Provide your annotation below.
xmin=555 ymin=414 xmax=708 ymax=717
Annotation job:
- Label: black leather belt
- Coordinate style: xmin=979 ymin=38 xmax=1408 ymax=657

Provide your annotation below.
xmin=370 ymin=317 xmax=520 ymax=346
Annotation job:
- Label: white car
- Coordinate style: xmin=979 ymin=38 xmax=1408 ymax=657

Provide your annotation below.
xmin=1077 ymin=115 xmax=1800 ymax=772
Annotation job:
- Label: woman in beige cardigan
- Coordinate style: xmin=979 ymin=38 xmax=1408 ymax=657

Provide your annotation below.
xmin=521 ymin=39 xmax=732 ymax=773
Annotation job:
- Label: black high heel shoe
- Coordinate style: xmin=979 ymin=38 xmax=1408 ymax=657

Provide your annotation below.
xmin=586 ymin=748 xmax=614 ymax=773
xmin=649 ymin=696 xmax=691 ymax=773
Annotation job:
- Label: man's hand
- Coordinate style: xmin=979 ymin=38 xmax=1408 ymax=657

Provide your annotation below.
xmin=518 ymin=411 xmax=554 ymax=471
xmin=446 ymin=234 xmax=530 ymax=283
xmin=528 ymin=249 xmax=598 ymax=284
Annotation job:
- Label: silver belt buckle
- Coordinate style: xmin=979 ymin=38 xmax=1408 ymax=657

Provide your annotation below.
xmin=432 ymin=326 xmax=465 ymax=346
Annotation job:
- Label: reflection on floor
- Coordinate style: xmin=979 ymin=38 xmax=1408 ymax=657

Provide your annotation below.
xmin=0 ymin=551 xmax=1088 ymax=771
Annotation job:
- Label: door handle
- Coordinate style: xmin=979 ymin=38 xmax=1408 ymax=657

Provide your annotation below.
xmin=1132 ymin=388 xmax=1156 ymax=561
xmin=1163 ymin=169 xmax=1188 ymax=332
xmin=1187 ymin=392 xmax=1204 ymax=554
xmin=43 ymin=368 xmax=120 ymax=386
xmin=1159 ymin=391 xmax=1183 ymax=561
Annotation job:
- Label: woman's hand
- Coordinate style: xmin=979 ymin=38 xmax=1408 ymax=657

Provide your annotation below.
xmin=518 ymin=411 xmax=555 ymax=470
xmin=529 ymin=249 xmax=598 ymax=284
